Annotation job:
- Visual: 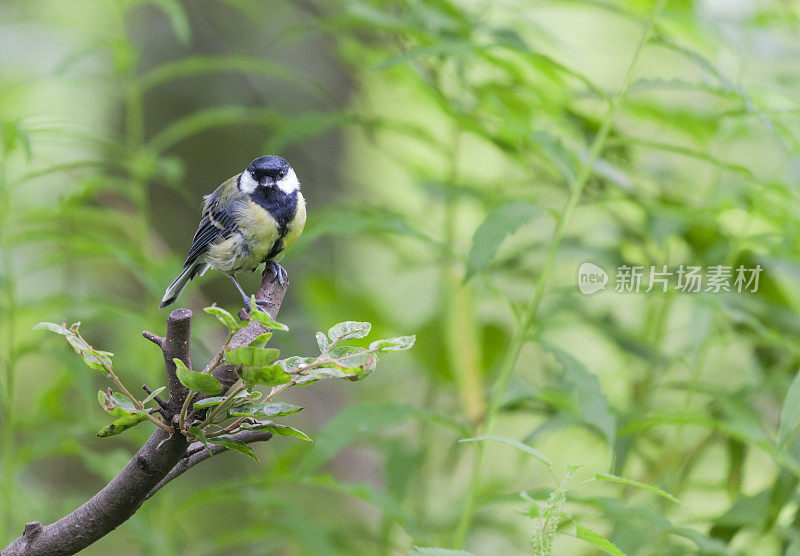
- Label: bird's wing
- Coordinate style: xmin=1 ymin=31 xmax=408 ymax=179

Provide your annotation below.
xmin=182 ymin=188 xmax=239 ymax=268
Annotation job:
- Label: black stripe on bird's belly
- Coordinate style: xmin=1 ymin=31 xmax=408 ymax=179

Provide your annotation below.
xmin=249 ymin=186 xmax=298 ymax=260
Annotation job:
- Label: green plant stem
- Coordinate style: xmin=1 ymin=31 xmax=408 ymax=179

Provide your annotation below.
xmin=451 ymin=1 xmax=668 ymax=547
xmin=206 ymin=417 xmax=245 ymax=438
xmin=201 ymin=378 xmax=296 ymax=437
xmin=265 ymin=379 xmax=294 ymax=400
xmin=178 ymin=388 xmax=195 ymax=431
xmin=101 ymin=360 xmax=170 ymax=432
xmin=0 ymin=142 xmax=15 ymax=543
xmin=201 ymin=383 xmax=247 ymax=429
xmin=441 ymin=129 xmax=485 ymax=424
xmin=413 ymin=381 xmax=438 ymax=519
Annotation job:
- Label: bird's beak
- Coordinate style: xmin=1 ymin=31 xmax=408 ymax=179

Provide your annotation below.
xmin=260 ymin=177 xmax=276 ymax=188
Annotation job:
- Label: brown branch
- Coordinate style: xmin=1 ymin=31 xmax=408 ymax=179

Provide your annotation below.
xmin=194 ymin=272 xmax=288 ymax=409
xmin=162 ymin=308 xmax=193 ymax=410
xmin=141 ymin=330 xmax=164 ymax=347
xmin=3 ymin=417 xmax=190 ymax=556
xmin=4 ymin=273 xmax=288 ymax=555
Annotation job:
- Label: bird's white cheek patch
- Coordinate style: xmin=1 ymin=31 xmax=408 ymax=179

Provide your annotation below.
xmin=239 ymin=171 xmax=258 ymax=194
xmin=276 ymin=169 xmax=300 ymax=194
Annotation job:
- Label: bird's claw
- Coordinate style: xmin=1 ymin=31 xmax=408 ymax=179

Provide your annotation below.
xmin=264 ymin=261 xmax=288 ymax=286
xmin=242 ymin=295 xmax=271 ymax=314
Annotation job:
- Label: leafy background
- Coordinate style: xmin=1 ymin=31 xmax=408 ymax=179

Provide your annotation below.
xmin=2 ymin=0 xmax=800 ymax=554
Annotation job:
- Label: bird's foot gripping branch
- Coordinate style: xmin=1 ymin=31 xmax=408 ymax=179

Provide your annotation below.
xmin=4 ymin=276 xmax=414 ymax=556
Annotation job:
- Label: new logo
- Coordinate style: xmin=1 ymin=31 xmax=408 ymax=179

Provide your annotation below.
xmin=577 ymin=262 xmax=608 ymax=295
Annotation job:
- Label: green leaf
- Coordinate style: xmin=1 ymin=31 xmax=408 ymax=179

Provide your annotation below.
xmin=35 ymin=321 xmax=112 ymax=374
xmin=546 ymin=344 xmax=616 ymax=442
xmin=148 ymin=105 xmax=279 ymax=153
xmin=520 ymin=491 xmax=541 ymax=518
xmin=225 ymin=347 xmax=280 ymax=367
xmin=329 ymin=346 xmax=377 ymax=370
xmin=142 ymin=386 xmax=166 ymax=406
xmin=316 ymin=331 xmax=329 ymax=353
xmin=303 ymin=203 xmax=433 ymax=244
xmin=187 ymin=426 xmax=210 ymax=452
xmin=465 ymin=202 xmax=541 ymax=280
xmin=248 ymin=332 xmax=273 ymax=347
xmin=779 ymin=368 xmax=800 ymax=445
xmin=264 ymin=110 xmax=356 ymax=153
xmin=1 ymin=119 xmax=32 ymax=159
xmin=207 ymin=436 xmax=259 ymax=462
xmin=33 ymin=321 xmax=71 ymax=335
xmin=249 ymin=299 xmax=289 ymax=330
xmin=296 ymin=347 xmax=378 ymax=383
xmin=64 ymin=323 xmax=112 ymax=358
xmin=68 ymin=340 xmax=112 ymax=372
xmin=369 ymin=336 xmax=416 ymax=352
xmin=294 ymin=367 xmax=361 ymax=385
xmin=96 ymin=414 xmax=148 ymax=437
xmin=78 ymin=345 xmax=114 ymax=358
xmin=530 ymin=131 xmax=578 ymax=186
xmin=137 ymin=56 xmax=315 ymax=93
xmin=239 ymin=364 xmax=292 ymax=387
xmin=575 ymin=523 xmax=627 ymax=556
xmin=327 ymin=321 xmax=372 ymax=344
xmin=594 ymin=472 xmax=682 ymax=505
xmin=192 ymin=396 xmax=226 ymax=410
xmin=192 ymin=389 xmax=254 ymax=409
xmin=204 ymin=306 xmax=239 ymax=332
xmin=276 ymin=356 xmax=315 ymax=373
xmin=97 ymin=390 xmax=141 ymax=417
xmin=148 ymin=0 xmax=191 ymax=44
xmin=459 ymin=435 xmax=553 ymax=468
xmin=241 ymin=420 xmax=313 ymax=442
xmin=174 ymin=359 xmax=222 ymax=395
xmin=229 ymin=402 xmax=302 ymax=418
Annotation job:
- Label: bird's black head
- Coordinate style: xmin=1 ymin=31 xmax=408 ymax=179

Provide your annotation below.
xmin=239 ymin=155 xmax=299 ymax=195
xmin=248 ymin=155 xmax=290 ymax=182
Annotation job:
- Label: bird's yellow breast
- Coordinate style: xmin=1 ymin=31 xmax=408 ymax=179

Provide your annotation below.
xmin=205 ymin=191 xmax=305 ymax=273
xmin=239 ymin=201 xmax=281 ymax=259
xmin=278 ymin=193 xmax=306 ymax=260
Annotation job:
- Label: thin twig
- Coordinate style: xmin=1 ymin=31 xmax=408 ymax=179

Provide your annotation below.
xmin=201 ymin=330 xmax=234 ymax=374
xmin=205 ymin=417 xmax=245 ymax=438
xmin=143 ymin=430 xmax=272 ymax=501
xmin=102 ymin=361 xmax=171 ymax=432
xmin=141 ymin=330 xmax=164 ymax=347
xmin=178 ymin=388 xmax=195 ymax=432
xmin=201 ymin=383 xmax=246 ymax=428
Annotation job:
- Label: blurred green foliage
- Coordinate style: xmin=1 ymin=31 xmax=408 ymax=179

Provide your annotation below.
xmin=3 ymin=0 xmax=800 ymax=554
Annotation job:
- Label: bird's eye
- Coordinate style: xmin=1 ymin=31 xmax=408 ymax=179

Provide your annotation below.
xmin=278 ymin=169 xmax=287 ymax=179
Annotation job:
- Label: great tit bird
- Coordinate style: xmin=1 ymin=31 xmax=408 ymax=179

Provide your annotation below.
xmin=159 ymin=155 xmax=306 ymax=310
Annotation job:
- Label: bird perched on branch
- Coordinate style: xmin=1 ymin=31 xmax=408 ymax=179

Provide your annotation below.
xmin=159 ymin=155 xmax=306 ymax=310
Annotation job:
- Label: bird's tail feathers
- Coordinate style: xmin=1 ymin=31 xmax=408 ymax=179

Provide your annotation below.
xmin=159 ymin=262 xmax=208 ymax=309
